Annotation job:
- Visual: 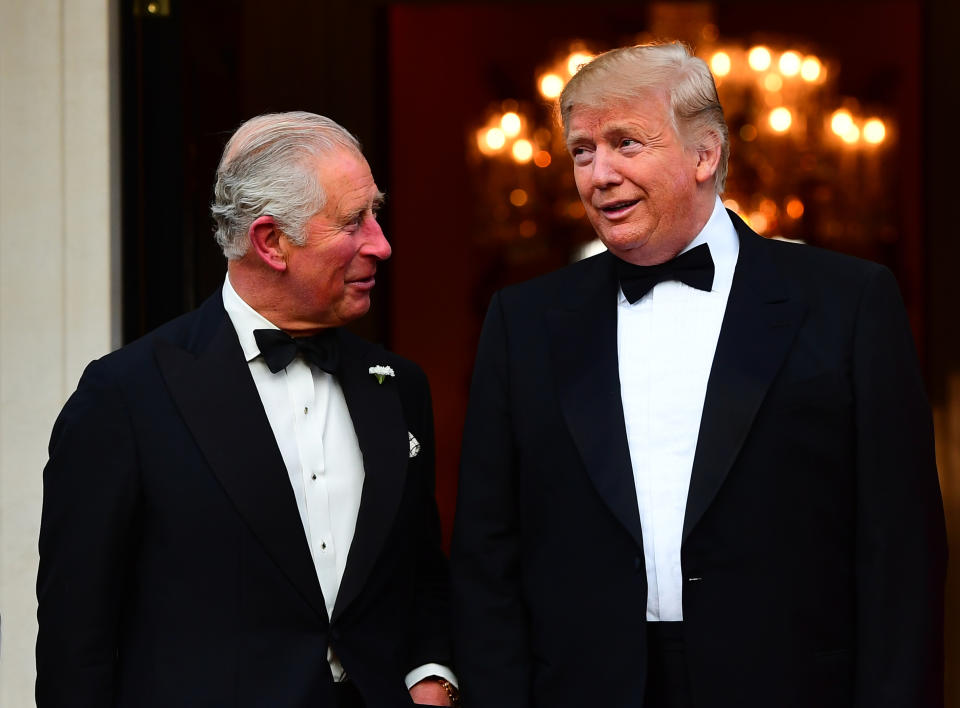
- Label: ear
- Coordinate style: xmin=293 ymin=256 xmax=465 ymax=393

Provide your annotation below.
xmin=248 ymin=215 xmax=288 ymax=272
xmin=694 ymin=137 xmax=722 ymax=186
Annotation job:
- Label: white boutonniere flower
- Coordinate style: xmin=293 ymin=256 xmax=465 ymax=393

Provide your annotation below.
xmin=408 ymin=432 xmax=420 ymax=458
xmin=369 ymin=365 xmax=395 ymax=384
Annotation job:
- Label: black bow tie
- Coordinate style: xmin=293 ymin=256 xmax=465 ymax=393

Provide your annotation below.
xmin=615 ymin=243 xmax=715 ymax=304
xmin=253 ymin=328 xmax=340 ymax=374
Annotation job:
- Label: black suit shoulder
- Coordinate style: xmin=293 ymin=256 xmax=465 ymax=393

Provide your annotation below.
xmin=497 ymin=250 xmax=612 ymax=309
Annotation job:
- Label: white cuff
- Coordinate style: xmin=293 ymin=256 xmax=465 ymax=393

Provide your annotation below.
xmin=404 ymin=662 xmax=459 ymax=690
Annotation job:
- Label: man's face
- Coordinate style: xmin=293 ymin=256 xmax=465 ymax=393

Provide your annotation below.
xmin=280 ymin=149 xmax=391 ymax=330
xmin=566 ymin=93 xmax=706 ymax=265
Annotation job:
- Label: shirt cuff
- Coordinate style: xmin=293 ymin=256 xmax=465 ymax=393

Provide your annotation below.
xmin=404 ymin=663 xmax=459 ymax=690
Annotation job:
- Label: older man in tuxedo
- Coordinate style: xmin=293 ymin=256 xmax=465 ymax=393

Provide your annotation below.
xmin=38 ymin=112 xmax=458 ymax=707
xmin=451 ymin=43 xmax=946 ymax=707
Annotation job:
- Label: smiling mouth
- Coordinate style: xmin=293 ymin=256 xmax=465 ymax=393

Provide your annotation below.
xmin=598 ymin=199 xmax=640 ymax=217
xmin=347 ymin=274 xmax=376 ymax=288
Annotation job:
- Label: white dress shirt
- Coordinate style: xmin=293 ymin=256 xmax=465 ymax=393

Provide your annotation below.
xmin=617 ymin=196 xmax=739 ymax=621
xmin=222 ymin=275 xmax=454 ymax=689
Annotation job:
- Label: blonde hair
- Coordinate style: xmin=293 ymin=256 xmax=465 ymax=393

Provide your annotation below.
xmin=559 ymin=42 xmax=729 ymax=193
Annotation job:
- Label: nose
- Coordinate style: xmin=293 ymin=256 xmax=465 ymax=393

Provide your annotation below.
xmin=361 ymin=217 xmax=392 ymax=261
xmin=591 ymin=145 xmax=623 ymax=189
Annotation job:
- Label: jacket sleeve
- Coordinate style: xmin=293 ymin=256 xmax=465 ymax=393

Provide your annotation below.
xmin=451 ymin=292 xmax=532 ymax=707
xmin=851 ymin=266 xmax=947 ymax=707
xmin=36 ymin=360 xmax=141 ymax=708
xmin=400 ymin=362 xmax=455 ymax=674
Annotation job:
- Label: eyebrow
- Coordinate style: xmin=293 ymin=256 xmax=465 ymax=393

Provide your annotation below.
xmin=343 ymin=191 xmax=387 ymax=225
xmin=566 ymin=121 xmax=652 ymax=150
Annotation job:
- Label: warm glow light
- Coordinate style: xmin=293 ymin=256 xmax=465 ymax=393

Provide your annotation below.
xmin=779 ymin=51 xmax=801 ymax=76
xmin=512 ymin=139 xmax=534 ymax=163
xmin=567 ymin=52 xmax=593 ymax=76
xmin=566 ymin=201 xmax=586 ymax=218
xmin=786 ymin=197 xmax=805 ymax=219
xmin=863 ymin=118 xmax=886 ymax=144
xmin=519 ymin=220 xmax=537 ymax=238
xmin=830 ymin=109 xmax=853 ymax=137
xmin=501 ymin=112 xmax=522 ymax=137
xmin=539 ymin=73 xmax=565 ymax=99
xmin=748 ymin=46 xmax=772 ymax=71
xmin=759 ymin=198 xmax=778 ymax=218
xmin=769 ymin=107 xmax=792 ymax=132
xmin=723 ymin=198 xmax=740 ymax=213
xmin=800 ymin=56 xmax=822 ymax=82
xmin=748 ymin=211 xmax=769 ymax=233
xmin=710 ymin=51 xmax=731 ymax=77
xmin=533 ymin=150 xmax=552 ymax=168
xmin=509 ymin=188 xmax=528 ymax=207
xmin=485 ymin=127 xmax=506 ymax=150
xmin=740 ymin=124 xmax=758 ymax=142
xmin=841 ymin=124 xmax=860 ymax=144
xmin=763 ymin=74 xmax=783 ymax=92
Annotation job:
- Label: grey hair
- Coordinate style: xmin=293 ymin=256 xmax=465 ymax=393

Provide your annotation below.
xmin=211 ymin=111 xmax=362 ymax=259
xmin=559 ymin=42 xmax=730 ymax=194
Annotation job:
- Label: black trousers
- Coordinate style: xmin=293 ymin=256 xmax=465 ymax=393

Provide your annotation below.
xmin=645 ymin=622 xmax=694 ymax=708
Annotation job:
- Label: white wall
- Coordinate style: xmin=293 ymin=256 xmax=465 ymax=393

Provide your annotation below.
xmin=0 ymin=1 xmax=118 ymax=703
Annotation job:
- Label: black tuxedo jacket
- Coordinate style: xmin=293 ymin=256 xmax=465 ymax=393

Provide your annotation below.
xmin=37 ymin=292 xmax=451 ymax=708
xmin=451 ymin=214 xmax=946 ymax=708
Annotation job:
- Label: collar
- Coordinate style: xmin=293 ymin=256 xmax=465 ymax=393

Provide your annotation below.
xmin=222 ymin=273 xmax=281 ymax=364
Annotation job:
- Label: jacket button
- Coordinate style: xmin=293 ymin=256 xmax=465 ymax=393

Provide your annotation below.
xmin=330 ymin=628 xmax=341 ymax=640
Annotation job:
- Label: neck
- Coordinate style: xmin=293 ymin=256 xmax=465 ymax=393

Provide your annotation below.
xmin=227 ymin=259 xmax=330 ymax=336
xmin=631 ymin=190 xmax=717 ymax=266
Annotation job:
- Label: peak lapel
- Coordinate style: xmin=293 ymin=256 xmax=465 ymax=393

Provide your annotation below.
xmin=682 ymin=217 xmax=806 ymax=541
xmin=156 ymin=300 xmax=328 ymax=620
xmin=331 ymin=334 xmax=408 ymax=621
xmin=546 ymin=253 xmax=643 ymax=548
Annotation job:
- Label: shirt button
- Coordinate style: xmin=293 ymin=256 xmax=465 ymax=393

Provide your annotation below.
xmin=304 ymin=406 xmax=308 ymax=414
xmin=321 ymin=541 xmax=327 ymax=550
xmin=311 ymin=473 xmax=317 ymax=480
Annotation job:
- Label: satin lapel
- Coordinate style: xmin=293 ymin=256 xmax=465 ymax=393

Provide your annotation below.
xmin=682 ymin=216 xmax=806 ymax=541
xmin=155 ymin=298 xmax=327 ymax=620
xmin=546 ymin=253 xmax=643 ymax=548
xmin=331 ymin=333 xmax=408 ymax=621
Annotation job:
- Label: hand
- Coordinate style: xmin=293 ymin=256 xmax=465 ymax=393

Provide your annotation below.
xmin=409 ymin=678 xmax=453 ymax=706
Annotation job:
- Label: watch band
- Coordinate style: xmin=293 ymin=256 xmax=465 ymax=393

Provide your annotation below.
xmin=431 ymin=676 xmax=461 ymax=707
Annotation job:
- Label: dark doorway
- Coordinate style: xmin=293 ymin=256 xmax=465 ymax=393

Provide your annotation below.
xmin=120 ymin=0 xmax=391 ymax=343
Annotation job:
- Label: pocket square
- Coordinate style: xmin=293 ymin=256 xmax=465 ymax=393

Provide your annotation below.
xmin=408 ymin=432 xmax=420 ymax=459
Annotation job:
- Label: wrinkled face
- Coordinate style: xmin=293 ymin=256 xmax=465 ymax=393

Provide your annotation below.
xmin=566 ymin=93 xmax=706 ymax=265
xmin=281 ymin=149 xmax=391 ymax=329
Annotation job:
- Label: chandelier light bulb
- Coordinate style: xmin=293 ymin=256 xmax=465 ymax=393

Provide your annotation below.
xmin=485 ymin=127 xmax=506 ymax=151
xmin=779 ymin=51 xmax=801 ymax=76
xmin=566 ymin=52 xmax=593 ymax=76
xmin=539 ymin=73 xmax=564 ymax=99
xmin=512 ymin=139 xmax=534 ymax=163
xmin=830 ymin=109 xmax=853 ymax=137
xmin=710 ymin=51 xmax=732 ymax=77
xmin=501 ymin=112 xmax=522 ymax=137
xmin=769 ymin=107 xmax=792 ymax=132
xmin=841 ymin=123 xmax=860 ymax=144
xmin=863 ymin=118 xmax=886 ymax=144
xmin=800 ymin=56 xmax=823 ymax=82
xmin=748 ymin=46 xmax=772 ymax=72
